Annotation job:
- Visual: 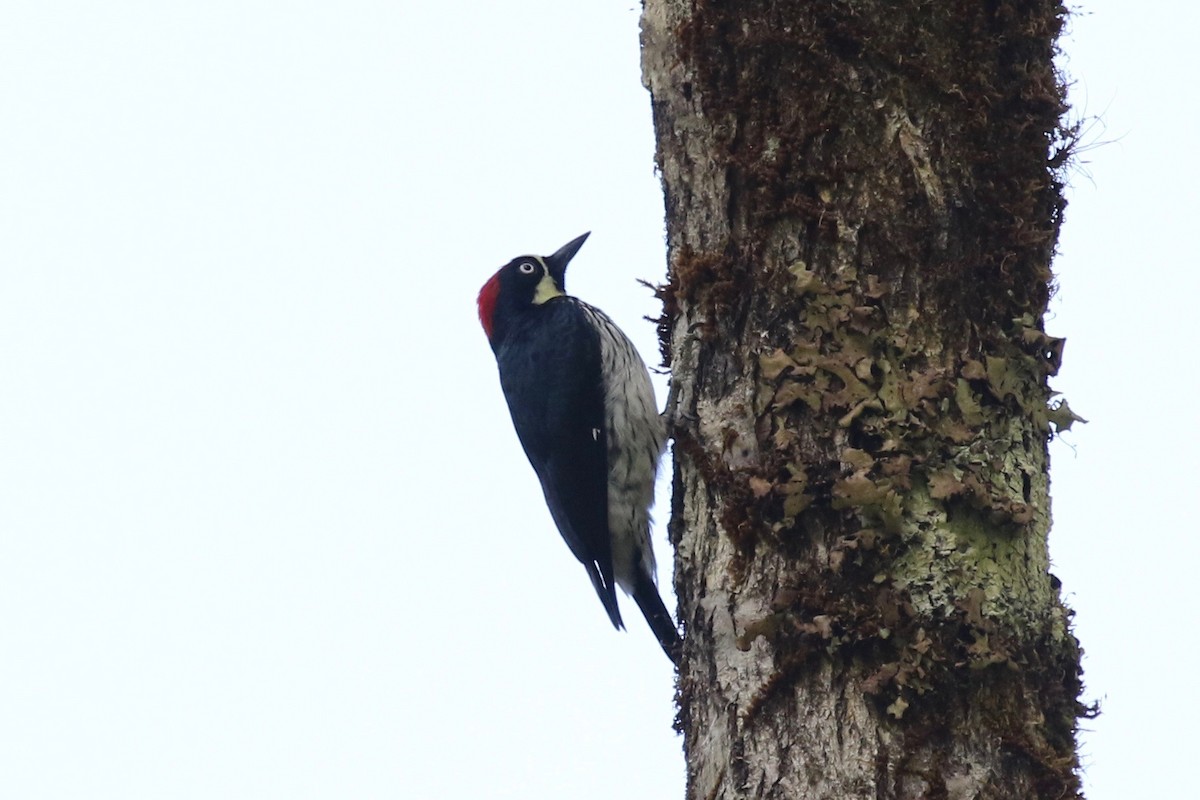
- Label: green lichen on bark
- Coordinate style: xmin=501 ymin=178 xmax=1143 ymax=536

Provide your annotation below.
xmin=724 ymin=235 xmax=1086 ymax=794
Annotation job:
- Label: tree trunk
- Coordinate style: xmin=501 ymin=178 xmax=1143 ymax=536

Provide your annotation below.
xmin=640 ymin=2 xmax=1088 ymax=798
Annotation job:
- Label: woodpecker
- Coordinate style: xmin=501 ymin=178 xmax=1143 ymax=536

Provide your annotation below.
xmin=477 ymin=233 xmax=680 ymax=662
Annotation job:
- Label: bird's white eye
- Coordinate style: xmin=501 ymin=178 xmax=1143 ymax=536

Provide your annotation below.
xmin=518 ymin=262 xmax=537 ymax=275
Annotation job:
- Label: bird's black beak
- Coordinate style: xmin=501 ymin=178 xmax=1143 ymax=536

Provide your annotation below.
xmin=545 ymin=232 xmax=590 ymax=290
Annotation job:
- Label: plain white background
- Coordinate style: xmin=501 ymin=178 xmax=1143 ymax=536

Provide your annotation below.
xmin=1 ymin=2 xmax=1194 ymax=798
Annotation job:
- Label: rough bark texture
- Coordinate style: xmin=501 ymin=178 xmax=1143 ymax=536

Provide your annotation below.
xmin=640 ymin=2 xmax=1087 ymax=798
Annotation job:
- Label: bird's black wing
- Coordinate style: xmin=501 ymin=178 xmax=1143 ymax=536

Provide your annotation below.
xmin=495 ymin=299 xmax=622 ymax=628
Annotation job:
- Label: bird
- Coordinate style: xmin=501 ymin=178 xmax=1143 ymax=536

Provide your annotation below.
xmin=477 ymin=232 xmax=681 ymax=662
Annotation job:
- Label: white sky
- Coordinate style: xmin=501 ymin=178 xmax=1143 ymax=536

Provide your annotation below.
xmin=0 ymin=2 xmax=1193 ymax=798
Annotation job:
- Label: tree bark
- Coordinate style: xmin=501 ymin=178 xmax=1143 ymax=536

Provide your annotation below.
xmin=640 ymin=2 xmax=1087 ymax=798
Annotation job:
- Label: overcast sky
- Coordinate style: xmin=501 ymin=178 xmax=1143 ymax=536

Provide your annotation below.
xmin=1 ymin=2 xmax=1195 ymax=798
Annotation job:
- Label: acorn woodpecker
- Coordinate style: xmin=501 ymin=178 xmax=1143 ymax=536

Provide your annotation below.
xmin=477 ymin=233 xmax=680 ymax=662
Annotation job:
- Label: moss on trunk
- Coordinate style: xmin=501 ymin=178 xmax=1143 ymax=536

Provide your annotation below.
xmin=641 ymin=1 xmax=1089 ymax=797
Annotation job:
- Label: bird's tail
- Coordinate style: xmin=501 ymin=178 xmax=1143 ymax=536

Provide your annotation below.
xmin=632 ymin=570 xmax=682 ymax=664
xmin=586 ymin=562 xmax=625 ymax=631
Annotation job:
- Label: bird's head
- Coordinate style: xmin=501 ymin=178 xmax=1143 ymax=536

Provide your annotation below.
xmin=477 ymin=232 xmax=590 ymax=343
